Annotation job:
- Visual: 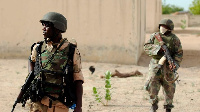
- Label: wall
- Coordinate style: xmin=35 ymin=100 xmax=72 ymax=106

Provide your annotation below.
xmin=162 ymin=14 xmax=189 ymax=27
xmin=188 ymin=15 xmax=200 ymax=27
xmin=146 ymin=0 xmax=162 ymax=33
xmin=134 ymin=0 xmax=146 ymax=62
xmin=0 ymin=0 xmax=146 ymax=65
xmin=162 ymin=14 xmax=200 ymax=27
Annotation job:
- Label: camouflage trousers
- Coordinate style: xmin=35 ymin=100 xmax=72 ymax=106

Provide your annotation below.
xmin=29 ymin=96 xmax=69 ymax=112
xmin=145 ymin=59 xmax=176 ymax=109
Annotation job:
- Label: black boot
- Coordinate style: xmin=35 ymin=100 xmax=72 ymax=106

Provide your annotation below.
xmin=149 ymin=103 xmax=158 ymax=112
xmin=166 ymin=109 xmax=171 ymax=112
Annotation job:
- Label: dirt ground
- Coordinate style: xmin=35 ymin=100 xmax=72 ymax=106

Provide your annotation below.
xmin=1 ymin=27 xmax=200 ymax=112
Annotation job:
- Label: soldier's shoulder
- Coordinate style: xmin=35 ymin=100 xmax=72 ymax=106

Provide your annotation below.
xmin=171 ymin=33 xmax=180 ymax=41
xmin=170 ymin=33 xmax=182 ymax=46
xmin=62 ymin=38 xmax=77 ymax=47
xmin=31 ymin=40 xmax=44 ymax=46
xmin=69 ymin=38 xmax=77 ymax=47
xmin=31 ymin=40 xmax=44 ymax=51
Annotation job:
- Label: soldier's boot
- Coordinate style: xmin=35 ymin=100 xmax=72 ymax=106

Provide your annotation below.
xmin=164 ymin=105 xmax=173 ymax=112
xmin=166 ymin=109 xmax=171 ymax=112
xmin=149 ymin=103 xmax=158 ymax=112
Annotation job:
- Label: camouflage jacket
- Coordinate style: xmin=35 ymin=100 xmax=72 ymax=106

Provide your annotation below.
xmin=144 ymin=32 xmax=183 ymax=67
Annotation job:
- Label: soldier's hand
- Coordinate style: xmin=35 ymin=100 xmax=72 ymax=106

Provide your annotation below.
xmin=169 ymin=63 xmax=176 ymax=71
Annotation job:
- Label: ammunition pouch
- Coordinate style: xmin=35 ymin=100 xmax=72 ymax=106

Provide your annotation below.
xmin=43 ymin=82 xmax=63 ymax=94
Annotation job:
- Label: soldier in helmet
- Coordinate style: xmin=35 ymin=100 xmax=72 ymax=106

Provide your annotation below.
xmin=144 ymin=19 xmax=183 ymax=112
xmin=28 ymin=12 xmax=84 ymax=112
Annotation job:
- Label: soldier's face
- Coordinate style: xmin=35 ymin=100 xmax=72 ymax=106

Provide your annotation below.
xmin=160 ymin=25 xmax=168 ymax=34
xmin=42 ymin=22 xmax=54 ymax=40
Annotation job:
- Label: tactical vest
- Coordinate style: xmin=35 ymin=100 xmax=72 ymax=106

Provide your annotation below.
xmin=30 ymin=39 xmax=76 ymax=107
xmin=152 ymin=33 xmax=175 ymax=59
xmin=39 ymin=39 xmax=75 ymax=94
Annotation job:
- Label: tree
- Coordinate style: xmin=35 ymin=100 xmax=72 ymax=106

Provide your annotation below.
xmin=189 ymin=0 xmax=200 ymax=15
xmin=162 ymin=4 xmax=184 ymax=14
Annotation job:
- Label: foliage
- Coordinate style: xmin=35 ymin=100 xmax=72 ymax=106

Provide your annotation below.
xmin=162 ymin=1 xmax=184 ymax=14
xmin=181 ymin=20 xmax=186 ymax=30
xmin=93 ymin=71 xmax=112 ymax=106
xmin=189 ymin=0 xmax=200 ymax=15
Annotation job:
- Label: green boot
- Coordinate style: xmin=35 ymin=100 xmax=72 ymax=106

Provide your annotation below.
xmin=149 ymin=103 xmax=158 ymax=112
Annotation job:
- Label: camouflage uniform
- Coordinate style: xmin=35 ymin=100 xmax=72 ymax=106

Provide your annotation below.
xmin=144 ymin=24 xmax=183 ymax=109
xmin=29 ymin=38 xmax=84 ymax=112
xmin=28 ymin=12 xmax=84 ymax=112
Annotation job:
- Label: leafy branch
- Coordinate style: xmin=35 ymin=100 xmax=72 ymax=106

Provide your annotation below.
xmin=181 ymin=19 xmax=186 ymax=30
xmin=93 ymin=71 xmax=112 ymax=106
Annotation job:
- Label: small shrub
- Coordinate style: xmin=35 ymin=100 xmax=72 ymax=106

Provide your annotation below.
xmin=93 ymin=71 xmax=112 ymax=106
xmin=181 ymin=20 xmax=186 ymax=30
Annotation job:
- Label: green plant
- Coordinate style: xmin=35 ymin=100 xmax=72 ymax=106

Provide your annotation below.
xmin=181 ymin=20 xmax=186 ymax=30
xmin=191 ymin=82 xmax=195 ymax=87
xmin=93 ymin=71 xmax=112 ymax=106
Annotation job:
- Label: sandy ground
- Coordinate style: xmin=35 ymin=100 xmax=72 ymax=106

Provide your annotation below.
xmin=1 ymin=27 xmax=200 ymax=112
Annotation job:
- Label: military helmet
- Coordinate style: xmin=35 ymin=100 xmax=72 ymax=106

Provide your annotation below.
xmin=159 ymin=18 xmax=174 ymax=30
xmin=40 ymin=12 xmax=67 ymax=33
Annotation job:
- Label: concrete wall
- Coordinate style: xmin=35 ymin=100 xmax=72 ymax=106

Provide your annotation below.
xmin=188 ymin=15 xmax=200 ymax=27
xmin=162 ymin=14 xmax=200 ymax=27
xmin=146 ymin=0 xmax=162 ymax=33
xmin=162 ymin=14 xmax=189 ymax=27
xmin=134 ymin=0 xmax=146 ymax=62
xmin=0 ymin=0 xmax=146 ymax=65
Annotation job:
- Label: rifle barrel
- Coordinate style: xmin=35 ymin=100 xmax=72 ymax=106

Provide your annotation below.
xmin=11 ymin=101 xmax=17 ymax=112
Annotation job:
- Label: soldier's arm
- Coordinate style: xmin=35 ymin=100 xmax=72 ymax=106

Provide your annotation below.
xmin=144 ymin=33 xmax=162 ymax=56
xmin=73 ymin=48 xmax=84 ymax=111
xmin=28 ymin=43 xmax=37 ymax=73
xmin=28 ymin=56 xmax=35 ymax=73
xmin=74 ymin=80 xmax=83 ymax=111
xmin=173 ymin=37 xmax=183 ymax=67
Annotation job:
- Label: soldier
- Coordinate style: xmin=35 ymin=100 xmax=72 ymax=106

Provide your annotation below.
xmin=28 ymin=12 xmax=84 ymax=112
xmin=144 ymin=19 xmax=183 ymax=112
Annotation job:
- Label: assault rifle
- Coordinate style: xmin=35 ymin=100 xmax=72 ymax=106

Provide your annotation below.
xmin=154 ymin=33 xmax=179 ymax=83
xmin=11 ymin=71 xmax=35 ymax=112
